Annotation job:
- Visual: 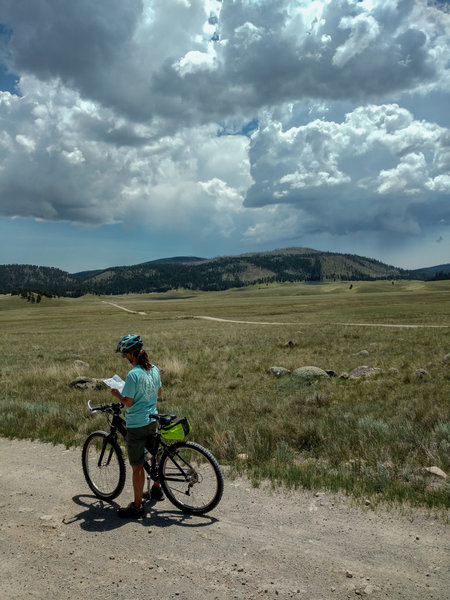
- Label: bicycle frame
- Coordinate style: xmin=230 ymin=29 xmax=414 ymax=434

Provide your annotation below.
xmin=87 ymin=400 xmax=179 ymax=482
xmin=84 ymin=400 xmax=224 ymax=513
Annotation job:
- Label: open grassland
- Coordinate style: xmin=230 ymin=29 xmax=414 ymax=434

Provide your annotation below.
xmin=0 ymin=280 xmax=449 ymax=509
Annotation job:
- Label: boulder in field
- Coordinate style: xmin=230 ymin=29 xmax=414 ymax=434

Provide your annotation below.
xmin=348 ymin=366 xmax=381 ymax=379
xmin=413 ymin=368 xmax=430 ymax=379
xmin=69 ymin=376 xmax=100 ymax=390
xmin=267 ymin=366 xmax=291 ymax=377
xmin=292 ymin=366 xmax=329 ymax=380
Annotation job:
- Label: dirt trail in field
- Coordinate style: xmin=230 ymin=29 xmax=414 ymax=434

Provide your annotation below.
xmin=196 ymin=316 xmax=293 ymax=325
xmin=102 ymin=301 xmax=146 ymax=315
xmin=1 ymin=437 xmax=448 ymax=600
xmin=100 ymin=302 xmax=448 ymax=328
xmin=195 ymin=316 xmax=448 ymax=328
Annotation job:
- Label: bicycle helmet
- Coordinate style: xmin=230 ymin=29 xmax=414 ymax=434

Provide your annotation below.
xmin=116 ymin=334 xmax=143 ymax=353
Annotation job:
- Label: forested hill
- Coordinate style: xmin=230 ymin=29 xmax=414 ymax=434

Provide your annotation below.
xmin=0 ymin=264 xmax=77 ymax=296
xmin=0 ymin=247 xmax=427 ymax=296
xmin=411 ymin=263 xmax=450 ymax=279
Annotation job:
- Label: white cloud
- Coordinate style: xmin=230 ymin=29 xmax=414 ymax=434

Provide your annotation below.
xmin=376 ymin=152 xmax=427 ymax=195
xmin=245 ymin=103 xmax=450 ymax=237
xmin=427 ymin=174 xmax=450 ymax=193
xmin=61 ymin=148 xmax=85 ymax=165
xmin=0 ymin=80 xmax=252 ymax=235
xmin=173 ymin=45 xmax=217 ymax=76
xmin=333 ymin=13 xmax=380 ymax=67
xmin=15 ymin=134 xmax=35 ymax=152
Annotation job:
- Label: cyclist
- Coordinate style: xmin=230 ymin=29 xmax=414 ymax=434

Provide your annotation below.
xmin=111 ymin=334 xmax=164 ymax=518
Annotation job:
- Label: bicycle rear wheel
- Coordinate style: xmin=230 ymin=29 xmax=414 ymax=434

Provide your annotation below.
xmin=82 ymin=431 xmax=126 ymax=501
xmin=160 ymin=441 xmax=224 ymax=515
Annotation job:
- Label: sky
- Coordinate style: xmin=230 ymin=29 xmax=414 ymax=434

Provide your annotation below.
xmin=0 ymin=0 xmax=449 ymax=273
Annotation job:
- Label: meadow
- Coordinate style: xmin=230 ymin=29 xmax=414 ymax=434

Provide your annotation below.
xmin=0 ymin=279 xmax=449 ymax=509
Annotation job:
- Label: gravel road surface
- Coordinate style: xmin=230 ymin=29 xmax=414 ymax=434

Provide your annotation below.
xmin=0 ymin=438 xmax=448 ymax=600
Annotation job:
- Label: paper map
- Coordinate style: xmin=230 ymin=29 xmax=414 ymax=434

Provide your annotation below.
xmin=102 ymin=374 xmax=125 ymax=393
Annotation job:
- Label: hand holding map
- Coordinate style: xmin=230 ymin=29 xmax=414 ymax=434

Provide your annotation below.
xmin=102 ymin=374 xmax=125 ymax=393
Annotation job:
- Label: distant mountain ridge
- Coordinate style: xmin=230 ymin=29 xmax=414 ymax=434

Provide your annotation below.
xmin=0 ymin=247 xmax=447 ymax=296
xmin=411 ymin=263 xmax=450 ymax=277
xmin=70 ymin=257 xmax=206 ymax=280
xmin=143 ymin=256 xmax=206 ymax=265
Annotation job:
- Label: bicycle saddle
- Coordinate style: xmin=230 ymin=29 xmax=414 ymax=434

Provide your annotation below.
xmin=155 ymin=414 xmax=176 ymax=426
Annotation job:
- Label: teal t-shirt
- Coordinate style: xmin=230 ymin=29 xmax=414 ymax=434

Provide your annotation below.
xmin=122 ymin=365 xmax=161 ymax=428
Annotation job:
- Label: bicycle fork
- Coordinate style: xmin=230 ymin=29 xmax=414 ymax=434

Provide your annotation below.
xmin=97 ymin=435 xmax=116 ymax=468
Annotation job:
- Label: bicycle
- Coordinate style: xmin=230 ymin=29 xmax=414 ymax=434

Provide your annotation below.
xmin=81 ymin=401 xmax=224 ymax=515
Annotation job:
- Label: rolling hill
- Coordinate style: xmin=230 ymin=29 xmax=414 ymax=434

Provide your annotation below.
xmin=0 ymin=247 xmax=441 ymax=296
xmin=411 ymin=263 xmax=450 ymax=278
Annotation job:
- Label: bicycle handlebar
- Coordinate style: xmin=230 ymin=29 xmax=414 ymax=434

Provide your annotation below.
xmin=86 ymin=401 xmax=177 ymax=425
xmin=87 ymin=400 xmax=122 ymax=413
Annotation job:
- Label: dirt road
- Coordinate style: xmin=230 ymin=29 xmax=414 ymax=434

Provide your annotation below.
xmin=100 ymin=301 xmax=449 ymax=328
xmin=194 ymin=316 xmax=449 ymax=328
xmin=0 ymin=438 xmax=448 ymax=600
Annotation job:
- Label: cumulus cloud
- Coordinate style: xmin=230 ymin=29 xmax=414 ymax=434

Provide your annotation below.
xmin=0 ymin=0 xmax=449 ymax=263
xmin=1 ymin=0 xmax=449 ymax=124
xmin=332 ymin=13 xmax=381 ymax=67
xmin=245 ymin=103 xmax=450 ymax=237
xmin=0 ymin=83 xmax=251 ymax=234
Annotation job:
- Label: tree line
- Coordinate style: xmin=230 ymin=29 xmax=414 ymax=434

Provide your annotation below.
xmin=1 ymin=250 xmax=440 ymax=297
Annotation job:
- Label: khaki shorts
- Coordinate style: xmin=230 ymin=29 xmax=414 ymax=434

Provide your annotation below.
xmin=126 ymin=421 xmax=158 ymax=466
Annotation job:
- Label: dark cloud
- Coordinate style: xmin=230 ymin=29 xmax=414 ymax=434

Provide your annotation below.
xmin=1 ymin=0 xmax=448 ymax=125
xmin=216 ymin=0 xmax=437 ymax=107
xmin=75 ymin=113 xmax=150 ymax=147
xmin=1 ymin=0 xmax=142 ymax=81
xmin=428 ymin=0 xmax=450 ymax=13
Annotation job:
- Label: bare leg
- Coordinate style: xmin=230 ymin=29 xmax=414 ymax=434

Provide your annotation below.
xmin=132 ymin=464 xmax=145 ymax=507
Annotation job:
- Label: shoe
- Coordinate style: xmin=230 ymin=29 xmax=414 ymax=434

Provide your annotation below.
xmin=150 ymin=485 xmax=165 ymax=501
xmin=118 ymin=502 xmax=144 ymax=518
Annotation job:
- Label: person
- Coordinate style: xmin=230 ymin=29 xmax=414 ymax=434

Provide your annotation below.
xmin=111 ymin=334 xmax=164 ymax=518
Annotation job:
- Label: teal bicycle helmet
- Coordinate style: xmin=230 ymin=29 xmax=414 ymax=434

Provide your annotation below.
xmin=116 ymin=334 xmax=143 ymax=353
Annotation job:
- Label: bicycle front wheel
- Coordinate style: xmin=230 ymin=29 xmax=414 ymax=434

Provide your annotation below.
xmin=82 ymin=431 xmax=126 ymax=501
xmin=160 ymin=441 xmax=224 ymax=515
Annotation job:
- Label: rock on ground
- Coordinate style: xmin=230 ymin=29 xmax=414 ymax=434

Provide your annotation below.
xmin=348 ymin=366 xmax=381 ymax=379
xmin=291 ymin=366 xmax=329 ymax=380
xmin=267 ymin=366 xmax=291 ymax=377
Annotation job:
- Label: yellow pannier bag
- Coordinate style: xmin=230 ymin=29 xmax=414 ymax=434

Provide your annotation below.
xmin=160 ymin=417 xmax=192 ymax=440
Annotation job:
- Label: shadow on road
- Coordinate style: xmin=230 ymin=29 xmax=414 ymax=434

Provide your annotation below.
xmin=63 ymin=494 xmax=218 ymax=532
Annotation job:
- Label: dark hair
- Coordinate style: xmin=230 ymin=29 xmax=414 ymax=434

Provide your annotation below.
xmin=130 ymin=345 xmax=153 ymax=371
